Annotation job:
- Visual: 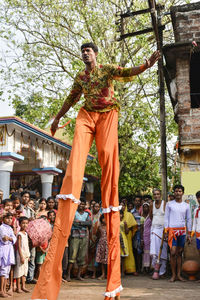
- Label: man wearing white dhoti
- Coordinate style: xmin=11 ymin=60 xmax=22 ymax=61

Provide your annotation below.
xmin=150 ymin=189 xmax=167 ymax=277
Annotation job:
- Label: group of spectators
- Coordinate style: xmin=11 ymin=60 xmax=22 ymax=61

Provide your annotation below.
xmin=0 ymin=184 xmax=200 ymax=297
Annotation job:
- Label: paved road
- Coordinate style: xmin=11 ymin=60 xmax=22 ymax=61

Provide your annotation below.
xmin=14 ymin=275 xmax=200 ymax=300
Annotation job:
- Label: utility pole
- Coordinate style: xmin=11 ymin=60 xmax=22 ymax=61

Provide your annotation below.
xmin=116 ymin=1 xmax=168 ymax=201
xmin=148 ymin=1 xmax=167 ymax=201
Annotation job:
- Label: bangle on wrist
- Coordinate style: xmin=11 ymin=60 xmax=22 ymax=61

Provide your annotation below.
xmin=145 ymin=58 xmax=150 ymax=68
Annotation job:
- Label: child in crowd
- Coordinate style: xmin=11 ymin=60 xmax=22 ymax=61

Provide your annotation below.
xmin=28 ymin=199 xmax=35 ymax=211
xmin=141 ymin=203 xmax=152 ymax=274
xmin=0 ymin=199 xmax=14 ymax=220
xmin=120 ymin=210 xmax=129 ymax=276
xmin=0 ymin=212 xmax=17 ymax=297
xmin=14 ymin=216 xmax=30 ymax=293
xmin=46 ymin=197 xmax=57 ymax=213
xmin=36 ymin=198 xmax=48 ymax=218
xmin=96 ymin=214 xmax=108 ymax=280
xmin=47 ymin=210 xmax=56 ymax=230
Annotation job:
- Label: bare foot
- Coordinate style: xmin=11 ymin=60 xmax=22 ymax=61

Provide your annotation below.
xmin=22 ymin=288 xmax=30 ymax=293
xmin=0 ymin=292 xmax=8 ymax=298
xmin=177 ymin=276 xmax=186 ymax=282
xmin=98 ymin=275 xmax=105 ymax=280
xmin=65 ymin=275 xmax=71 ymax=282
xmin=16 ymin=289 xmax=23 ymax=293
xmin=91 ymin=275 xmax=96 ymax=279
xmin=6 ymin=289 xmax=13 ymax=296
xmin=169 ymin=276 xmax=176 ymax=282
xmin=77 ymin=276 xmax=84 ymax=281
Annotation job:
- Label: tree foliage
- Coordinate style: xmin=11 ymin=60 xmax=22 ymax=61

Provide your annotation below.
xmin=0 ymin=0 xmax=187 ymax=195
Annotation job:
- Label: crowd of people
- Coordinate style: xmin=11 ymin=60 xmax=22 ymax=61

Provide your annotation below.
xmin=0 ymin=184 xmax=200 ymax=297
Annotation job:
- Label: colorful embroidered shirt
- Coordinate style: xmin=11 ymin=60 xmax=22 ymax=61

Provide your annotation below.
xmin=64 ymin=64 xmax=135 ymax=112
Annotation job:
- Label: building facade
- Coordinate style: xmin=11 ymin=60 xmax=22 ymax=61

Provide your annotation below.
xmin=163 ymin=2 xmax=200 ymax=201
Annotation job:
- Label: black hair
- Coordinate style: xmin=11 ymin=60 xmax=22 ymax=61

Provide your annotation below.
xmin=19 ymin=216 xmax=29 ymax=224
xmin=173 ymin=184 xmax=185 ymax=193
xmin=10 ymin=193 xmax=21 ymax=202
xmin=3 ymin=212 xmax=13 ymax=219
xmin=196 ymin=191 xmax=200 ymax=198
xmin=39 ymin=198 xmax=47 ymax=204
xmin=21 ymin=191 xmax=31 ymax=198
xmin=120 ymin=210 xmax=124 ymax=216
xmin=47 ymin=210 xmax=56 ymax=218
xmin=47 ymin=196 xmax=55 ymax=203
xmin=134 ymin=195 xmax=142 ymax=201
xmin=2 ymin=198 xmax=13 ymax=205
xmin=81 ymin=42 xmax=98 ymax=53
xmin=80 ymin=197 xmax=86 ymax=204
xmin=100 ymin=214 xmax=105 ymax=224
xmin=144 ymin=195 xmax=152 ymax=200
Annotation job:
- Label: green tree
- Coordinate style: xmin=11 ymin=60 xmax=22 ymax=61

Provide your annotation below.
xmin=0 ymin=0 xmax=185 ymax=195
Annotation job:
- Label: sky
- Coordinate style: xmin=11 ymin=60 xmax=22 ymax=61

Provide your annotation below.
xmin=0 ymin=100 xmax=15 ymax=116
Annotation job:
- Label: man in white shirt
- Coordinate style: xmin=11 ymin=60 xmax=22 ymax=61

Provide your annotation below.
xmin=164 ymin=185 xmax=192 ymax=282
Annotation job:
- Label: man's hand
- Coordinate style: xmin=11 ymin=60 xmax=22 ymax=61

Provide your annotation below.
xmin=20 ymin=256 xmax=25 ymax=264
xmin=146 ymin=50 xmax=161 ymax=68
xmin=50 ymin=118 xmax=59 ymax=136
xmin=2 ymin=236 xmax=9 ymax=242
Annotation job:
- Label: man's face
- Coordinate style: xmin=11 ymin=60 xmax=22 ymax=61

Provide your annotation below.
xmin=153 ymin=191 xmax=161 ymax=201
xmin=35 ymin=191 xmax=40 ymax=199
xmin=78 ymin=201 xmax=85 ymax=211
xmin=22 ymin=193 xmax=30 ymax=205
xmin=134 ymin=198 xmax=141 ymax=208
xmin=81 ymin=47 xmax=97 ymax=65
xmin=174 ymin=188 xmax=184 ymax=200
xmin=197 ymin=197 xmax=200 ymax=205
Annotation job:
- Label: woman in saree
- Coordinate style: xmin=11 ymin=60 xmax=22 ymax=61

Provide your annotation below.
xmin=120 ymin=200 xmax=137 ymax=275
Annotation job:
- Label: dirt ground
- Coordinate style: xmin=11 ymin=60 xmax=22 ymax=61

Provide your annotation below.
xmin=12 ymin=275 xmax=200 ymax=300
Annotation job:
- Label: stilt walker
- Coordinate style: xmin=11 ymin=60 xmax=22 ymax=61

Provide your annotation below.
xmin=31 ymin=42 xmax=160 ymax=300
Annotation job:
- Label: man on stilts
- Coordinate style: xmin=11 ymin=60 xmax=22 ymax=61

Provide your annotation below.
xmin=31 ymin=42 xmax=160 ymax=300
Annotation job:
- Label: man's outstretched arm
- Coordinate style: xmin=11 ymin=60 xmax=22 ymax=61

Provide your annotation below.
xmin=51 ymin=78 xmax=82 ymax=136
xmin=113 ymin=50 xmax=161 ymax=79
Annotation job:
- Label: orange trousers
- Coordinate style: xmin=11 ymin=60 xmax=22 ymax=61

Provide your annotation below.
xmin=31 ymin=108 xmax=122 ymax=300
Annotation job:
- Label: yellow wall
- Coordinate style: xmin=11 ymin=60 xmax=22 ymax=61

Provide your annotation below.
xmin=182 ymin=171 xmax=200 ymax=194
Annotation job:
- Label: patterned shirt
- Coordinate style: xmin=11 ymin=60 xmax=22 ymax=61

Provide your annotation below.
xmin=64 ymin=64 xmax=135 ymax=112
xmin=71 ymin=211 xmax=91 ymax=238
